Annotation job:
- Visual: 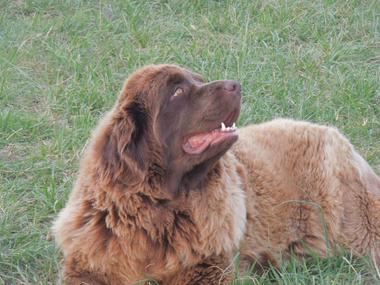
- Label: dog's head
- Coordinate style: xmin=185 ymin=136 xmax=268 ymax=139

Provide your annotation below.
xmin=102 ymin=64 xmax=241 ymax=198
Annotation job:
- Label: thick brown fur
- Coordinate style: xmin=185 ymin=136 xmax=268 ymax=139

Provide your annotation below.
xmin=54 ymin=64 xmax=380 ymax=284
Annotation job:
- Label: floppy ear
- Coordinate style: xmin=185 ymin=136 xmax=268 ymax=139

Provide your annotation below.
xmin=116 ymin=100 xmax=149 ymax=171
xmin=100 ymin=99 xmax=150 ymax=184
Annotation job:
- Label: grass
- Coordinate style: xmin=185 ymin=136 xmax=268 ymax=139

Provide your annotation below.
xmin=0 ymin=0 xmax=379 ymax=284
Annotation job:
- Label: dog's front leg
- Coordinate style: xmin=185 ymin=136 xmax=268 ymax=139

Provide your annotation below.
xmin=166 ymin=255 xmax=235 ymax=285
xmin=61 ymin=271 xmax=106 ymax=285
xmin=59 ymin=256 xmax=108 ymax=285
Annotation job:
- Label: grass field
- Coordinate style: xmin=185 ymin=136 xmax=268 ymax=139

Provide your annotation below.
xmin=0 ymin=0 xmax=379 ymax=284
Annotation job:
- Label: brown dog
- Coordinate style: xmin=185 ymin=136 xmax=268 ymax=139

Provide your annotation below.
xmin=53 ymin=64 xmax=380 ymax=284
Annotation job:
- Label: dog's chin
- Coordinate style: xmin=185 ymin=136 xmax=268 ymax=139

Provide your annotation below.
xmin=207 ymin=134 xmax=239 ymax=159
xmin=180 ymin=133 xmax=238 ymax=190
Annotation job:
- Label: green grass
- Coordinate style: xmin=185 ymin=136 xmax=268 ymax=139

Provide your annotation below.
xmin=0 ymin=0 xmax=379 ymax=284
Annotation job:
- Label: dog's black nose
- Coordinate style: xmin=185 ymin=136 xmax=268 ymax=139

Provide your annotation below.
xmin=223 ymin=80 xmax=241 ymax=94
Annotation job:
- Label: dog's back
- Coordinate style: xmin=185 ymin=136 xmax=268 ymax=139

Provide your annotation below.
xmin=233 ymin=119 xmax=380 ymax=271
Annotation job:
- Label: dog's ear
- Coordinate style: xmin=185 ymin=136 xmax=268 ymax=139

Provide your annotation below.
xmin=115 ymin=100 xmax=149 ymax=172
xmin=99 ymin=96 xmax=150 ymax=185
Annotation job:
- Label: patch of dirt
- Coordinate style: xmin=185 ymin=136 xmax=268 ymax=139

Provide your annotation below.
xmin=14 ymin=0 xmax=24 ymax=7
xmin=0 ymin=142 xmax=36 ymax=163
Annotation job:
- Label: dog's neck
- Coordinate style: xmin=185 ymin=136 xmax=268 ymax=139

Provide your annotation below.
xmin=162 ymin=154 xmax=224 ymax=199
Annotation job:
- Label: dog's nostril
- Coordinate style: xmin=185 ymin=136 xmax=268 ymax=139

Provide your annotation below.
xmin=224 ymin=83 xmax=234 ymax=91
xmin=223 ymin=81 xmax=241 ymax=93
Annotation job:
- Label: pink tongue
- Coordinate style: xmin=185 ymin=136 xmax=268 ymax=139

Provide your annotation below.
xmin=183 ymin=133 xmax=213 ymax=154
xmin=183 ymin=130 xmax=235 ymax=154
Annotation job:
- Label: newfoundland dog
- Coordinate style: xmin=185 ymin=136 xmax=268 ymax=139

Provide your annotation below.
xmin=54 ymin=64 xmax=380 ymax=284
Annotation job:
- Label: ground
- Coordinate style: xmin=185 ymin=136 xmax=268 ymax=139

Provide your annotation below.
xmin=0 ymin=0 xmax=379 ymax=284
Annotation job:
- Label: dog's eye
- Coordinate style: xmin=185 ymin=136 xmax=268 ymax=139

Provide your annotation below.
xmin=173 ymin=87 xmax=184 ymax=97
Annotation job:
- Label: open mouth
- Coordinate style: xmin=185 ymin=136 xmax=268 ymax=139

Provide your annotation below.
xmin=182 ymin=111 xmax=239 ymax=155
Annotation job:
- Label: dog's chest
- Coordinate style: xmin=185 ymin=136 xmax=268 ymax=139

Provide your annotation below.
xmin=177 ymin=168 xmax=247 ymax=259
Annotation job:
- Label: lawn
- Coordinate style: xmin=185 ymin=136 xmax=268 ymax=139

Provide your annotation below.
xmin=0 ymin=0 xmax=379 ymax=284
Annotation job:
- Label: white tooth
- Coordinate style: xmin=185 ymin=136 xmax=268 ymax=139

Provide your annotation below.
xmin=232 ymin=123 xmax=236 ymax=129
xmin=221 ymin=122 xmax=226 ymax=131
xmin=227 ymin=127 xmax=231 ymax=131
